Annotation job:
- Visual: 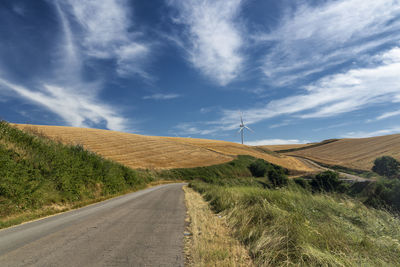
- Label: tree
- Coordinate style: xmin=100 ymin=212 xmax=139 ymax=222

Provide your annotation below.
xmin=372 ymin=156 xmax=400 ymax=178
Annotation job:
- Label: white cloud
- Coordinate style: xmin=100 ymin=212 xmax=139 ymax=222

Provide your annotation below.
xmin=174 ymin=122 xmax=215 ymax=136
xmin=182 ymin=47 xmax=400 ymax=134
xmin=64 ymin=0 xmax=150 ymax=78
xmin=376 ymin=110 xmax=400 ymax=120
xmin=142 ymin=93 xmax=181 ymax=100
xmin=167 ymin=0 xmax=244 ymax=86
xmin=0 ymin=1 xmax=135 ymax=132
xmin=0 ymin=79 xmax=129 ymax=132
xmin=343 ymin=127 xmax=400 ymax=138
xmin=246 ymin=139 xmax=310 ymax=146
xmin=257 ymin=0 xmax=400 ymax=86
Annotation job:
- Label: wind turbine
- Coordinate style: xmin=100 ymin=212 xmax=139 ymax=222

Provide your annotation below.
xmin=238 ymin=113 xmax=253 ymax=144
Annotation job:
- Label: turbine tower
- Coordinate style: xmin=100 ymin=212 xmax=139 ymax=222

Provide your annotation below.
xmin=238 ymin=113 xmax=253 ymax=144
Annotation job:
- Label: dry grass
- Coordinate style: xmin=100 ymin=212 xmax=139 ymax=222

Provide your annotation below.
xmin=261 ymin=144 xmax=313 ymax=151
xmin=183 ymin=186 xmax=253 ymax=267
xmin=13 ymin=124 xmax=312 ymax=172
xmin=284 ymin=134 xmax=400 ymax=171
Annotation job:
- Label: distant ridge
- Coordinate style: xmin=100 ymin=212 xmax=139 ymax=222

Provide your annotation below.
xmin=263 ymin=134 xmax=400 ymax=171
xmin=14 ymin=124 xmax=313 ymax=173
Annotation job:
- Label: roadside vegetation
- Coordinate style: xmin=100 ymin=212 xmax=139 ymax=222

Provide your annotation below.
xmin=183 ymin=157 xmax=400 ymax=265
xmin=3 ymin=120 xmax=400 ymax=266
xmin=183 ymin=185 xmax=252 ymax=266
xmin=0 ymin=121 xmax=153 ymax=228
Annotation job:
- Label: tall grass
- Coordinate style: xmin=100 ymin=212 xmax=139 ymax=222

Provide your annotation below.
xmin=0 ymin=121 xmax=153 ymax=224
xmin=191 ymin=181 xmax=400 ymax=266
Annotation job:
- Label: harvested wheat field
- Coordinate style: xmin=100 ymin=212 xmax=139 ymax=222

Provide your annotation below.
xmin=261 ymin=143 xmax=314 ymax=152
xmin=13 ymin=124 xmax=312 ymax=172
xmin=281 ymin=134 xmax=400 ymax=171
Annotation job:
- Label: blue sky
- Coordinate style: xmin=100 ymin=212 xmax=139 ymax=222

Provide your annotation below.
xmin=0 ymin=0 xmax=400 ymax=145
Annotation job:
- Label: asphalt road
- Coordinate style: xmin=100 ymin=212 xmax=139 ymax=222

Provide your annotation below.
xmin=0 ymin=183 xmax=187 ymax=267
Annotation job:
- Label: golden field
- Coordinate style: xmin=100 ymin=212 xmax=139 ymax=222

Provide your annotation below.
xmin=14 ymin=124 xmax=313 ymax=172
xmin=276 ymin=134 xmax=400 ymax=171
xmin=261 ymin=143 xmax=313 ymax=151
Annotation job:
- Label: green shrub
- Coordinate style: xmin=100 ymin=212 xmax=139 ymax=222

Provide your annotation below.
xmin=310 ymin=171 xmax=342 ymax=192
xmin=293 ymin=177 xmax=311 ymax=190
xmin=267 ymin=168 xmax=288 ymax=187
xmin=248 ymin=159 xmax=268 ymax=177
xmin=372 ymin=156 xmax=400 ymax=178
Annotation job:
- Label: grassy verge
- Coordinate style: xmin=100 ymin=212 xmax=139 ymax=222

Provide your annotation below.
xmin=0 ymin=121 xmax=159 ymax=228
xmin=190 ymin=180 xmax=400 ymax=266
xmin=183 ymin=185 xmax=253 ymax=266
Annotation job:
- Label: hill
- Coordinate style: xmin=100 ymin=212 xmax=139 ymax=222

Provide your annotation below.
xmin=0 ymin=121 xmax=151 ymax=228
xmin=14 ymin=124 xmax=313 ymax=173
xmin=262 ymin=143 xmax=313 ymax=152
xmin=264 ymin=134 xmax=400 ymax=171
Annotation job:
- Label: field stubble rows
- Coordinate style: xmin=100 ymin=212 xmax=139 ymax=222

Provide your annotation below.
xmin=14 ymin=124 xmax=312 ymax=173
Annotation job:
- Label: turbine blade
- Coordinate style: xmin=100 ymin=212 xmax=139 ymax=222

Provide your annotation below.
xmin=244 ymin=126 xmax=254 ymax=132
xmin=238 ymin=128 xmax=243 ymax=133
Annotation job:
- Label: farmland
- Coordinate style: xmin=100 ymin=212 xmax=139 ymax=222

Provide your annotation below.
xmin=262 ymin=134 xmax=400 ymax=171
xmin=14 ymin=124 xmax=313 ymax=173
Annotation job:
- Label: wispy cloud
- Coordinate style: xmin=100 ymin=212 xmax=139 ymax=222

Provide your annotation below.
xmin=142 ymin=93 xmax=181 ymax=100
xmin=64 ymin=0 xmax=150 ymax=78
xmin=0 ymin=79 xmax=128 ymax=132
xmin=246 ymin=139 xmax=310 ymax=146
xmin=257 ymin=0 xmax=400 ymax=86
xmin=342 ymin=126 xmax=400 ymax=138
xmin=174 ymin=122 xmax=216 ymax=136
xmin=167 ymin=0 xmax=244 ymax=86
xmin=374 ymin=110 xmax=400 ymax=121
xmin=0 ymin=1 xmax=136 ymax=132
xmin=181 ymin=47 xmax=400 ymax=134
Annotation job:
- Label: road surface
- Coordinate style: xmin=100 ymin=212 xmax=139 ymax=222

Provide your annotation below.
xmin=0 ymin=183 xmax=186 ymax=267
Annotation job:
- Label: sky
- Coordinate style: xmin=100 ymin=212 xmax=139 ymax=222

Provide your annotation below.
xmin=0 ymin=0 xmax=400 ymax=145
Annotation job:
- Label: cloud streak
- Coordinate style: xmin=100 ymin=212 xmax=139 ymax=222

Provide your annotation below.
xmin=168 ymin=0 xmax=244 ymax=86
xmin=143 ymin=93 xmax=181 ymax=100
xmin=257 ymin=0 xmax=400 ymax=86
xmin=245 ymin=139 xmax=310 ymax=146
xmin=181 ymin=47 xmax=400 ymax=135
xmin=343 ymin=126 xmax=400 ymax=138
xmin=64 ymin=0 xmax=150 ymax=78
xmin=0 ymin=79 xmax=128 ymax=131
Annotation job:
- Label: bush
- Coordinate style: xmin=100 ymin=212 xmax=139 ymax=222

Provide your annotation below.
xmin=293 ymin=177 xmax=311 ymax=190
xmin=310 ymin=171 xmax=342 ymax=192
xmin=248 ymin=159 xmax=268 ymax=177
xmin=363 ymin=179 xmax=400 ymax=212
xmin=268 ymin=168 xmax=288 ymax=187
xmin=372 ymin=156 xmax=400 ymax=178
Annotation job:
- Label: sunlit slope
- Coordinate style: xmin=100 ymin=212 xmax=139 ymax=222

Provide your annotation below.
xmin=261 ymin=144 xmax=313 ymax=152
xmin=283 ymin=134 xmax=400 ymax=170
xmin=14 ymin=124 xmax=312 ymax=172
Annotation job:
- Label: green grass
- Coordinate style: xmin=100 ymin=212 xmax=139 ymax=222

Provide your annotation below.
xmin=0 ymin=121 xmax=154 ymax=227
xmin=157 ymin=154 xmax=287 ymax=181
xmin=190 ymin=180 xmax=400 ymax=266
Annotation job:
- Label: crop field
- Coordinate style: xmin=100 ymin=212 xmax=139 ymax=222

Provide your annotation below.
xmin=281 ymin=134 xmax=400 ymax=171
xmin=261 ymin=144 xmax=313 ymax=152
xmin=14 ymin=124 xmax=313 ymax=172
